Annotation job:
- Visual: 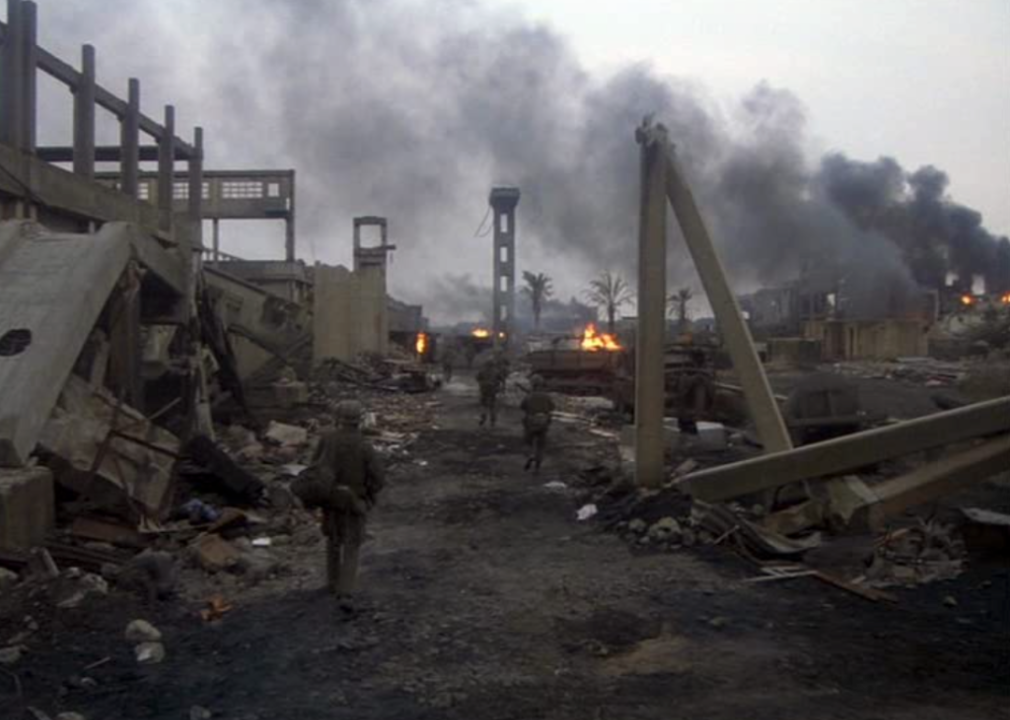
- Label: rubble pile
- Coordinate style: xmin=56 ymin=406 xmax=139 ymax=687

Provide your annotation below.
xmin=832 ymin=358 xmax=967 ymax=387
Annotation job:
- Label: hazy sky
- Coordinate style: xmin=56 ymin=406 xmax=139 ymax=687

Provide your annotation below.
xmin=511 ymin=0 xmax=1009 ymax=234
xmin=28 ymin=0 xmax=1010 ymax=322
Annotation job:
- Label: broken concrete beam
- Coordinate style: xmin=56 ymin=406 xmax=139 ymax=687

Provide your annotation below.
xmin=855 ymin=435 xmax=1010 ymax=530
xmin=0 ymin=467 xmax=54 ymax=550
xmin=678 ymin=396 xmax=1010 ymax=503
xmin=0 ymin=221 xmax=132 ymax=466
xmin=39 ymin=375 xmax=179 ymax=518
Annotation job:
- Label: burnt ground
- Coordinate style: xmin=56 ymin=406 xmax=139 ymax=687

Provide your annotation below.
xmin=2 ymin=374 xmax=1009 ymax=720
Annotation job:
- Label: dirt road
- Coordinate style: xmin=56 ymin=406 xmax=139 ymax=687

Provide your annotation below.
xmin=2 ymin=374 xmax=1007 ymax=719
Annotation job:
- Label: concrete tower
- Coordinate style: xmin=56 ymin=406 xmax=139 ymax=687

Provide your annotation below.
xmin=489 ymin=187 xmax=520 ymax=347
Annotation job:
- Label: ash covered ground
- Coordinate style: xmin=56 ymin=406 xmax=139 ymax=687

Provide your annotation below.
xmin=1 ymin=372 xmax=1008 ymax=720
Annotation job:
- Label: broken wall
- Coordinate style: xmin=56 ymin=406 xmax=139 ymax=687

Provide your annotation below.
xmin=313 ymin=263 xmax=388 ymax=363
xmin=805 ymin=319 xmax=928 ymax=360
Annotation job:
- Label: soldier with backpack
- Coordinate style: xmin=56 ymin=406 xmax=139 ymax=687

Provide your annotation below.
xmin=298 ymin=400 xmax=385 ymax=609
xmin=521 ymin=375 xmax=555 ymax=474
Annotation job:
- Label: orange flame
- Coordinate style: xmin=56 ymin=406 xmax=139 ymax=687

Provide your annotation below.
xmin=579 ymin=323 xmax=622 ymax=352
xmin=471 ymin=328 xmax=491 ymax=338
xmin=960 ymin=294 xmax=975 ymax=307
xmin=1002 ymin=293 xmax=1010 ymax=305
xmin=415 ymin=332 xmax=428 ymax=355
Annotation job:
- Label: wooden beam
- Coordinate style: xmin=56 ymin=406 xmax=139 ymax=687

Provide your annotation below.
xmin=634 ymin=121 xmax=668 ymax=488
xmin=664 ymin=146 xmax=792 ymax=453
xmin=870 ymin=436 xmax=1010 ymax=521
xmin=679 ymin=396 xmax=1010 ymax=502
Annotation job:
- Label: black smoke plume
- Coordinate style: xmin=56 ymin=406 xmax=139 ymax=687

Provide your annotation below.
xmin=40 ymin=0 xmax=1010 ymax=320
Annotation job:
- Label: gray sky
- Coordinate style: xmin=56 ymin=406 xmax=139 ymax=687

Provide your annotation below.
xmin=29 ymin=0 xmax=1010 ymax=323
xmin=512 ymin=0 xmax=1009 ymax=234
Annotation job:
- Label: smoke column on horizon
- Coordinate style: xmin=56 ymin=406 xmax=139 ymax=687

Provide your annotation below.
xmin=38 ymin=0 xmax=1010 ymax=321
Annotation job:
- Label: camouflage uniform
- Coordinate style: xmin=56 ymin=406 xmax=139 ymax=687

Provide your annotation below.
xmin=521 ymin=377 xmax=555 ymax=473
xmin=477 ymin=362 xmax=501 ymax=427
xmin=309 ymin=402 xmax=385 ymax=600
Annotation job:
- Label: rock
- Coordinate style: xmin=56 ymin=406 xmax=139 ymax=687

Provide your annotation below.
xmin=189 ymin=707 xmax=212 ymax=720
xmin=628 ymin=518 xmax=647 ymax=534
xmin=119 ymin=551 xmax=178 ymax=601
xmin=943 ymin=595 xmax=959 ymax=608
xmin=681 ymin=529 xmax=697 ymax=547
xmin=56 ymin=713 xmax=87 ymax=720
xmin=135 ymin=641 xmax=166 ymax=665
xmin=56 ymin=573 xmax=109 ymax=609
xmin=264 ymin=421 xmax=308 ymax=447
xmin=0 ymin=645 xmax=22 ymax=665
xmin=237 ymin=550 xmax=281 ymax=584
xmin=708 ymin=616 xmax=729 ymax=629
xmin=125 ymin=619 xmax=162 ymax=643
xmin=267 ymin=485 xmax=295 ymax=512
xmin=0 ymin=567 xmax=19 ymax=590
xmin=193 ymin=534 xmax=242 ymax=573
xmin=649 ymin=516 xmax=682 ymax=539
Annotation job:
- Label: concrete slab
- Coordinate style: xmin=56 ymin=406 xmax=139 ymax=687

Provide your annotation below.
xmin=0 ymin=221 xmax=132 ymax=466
xmin=0 ymin=467 xmax=54 ymax=550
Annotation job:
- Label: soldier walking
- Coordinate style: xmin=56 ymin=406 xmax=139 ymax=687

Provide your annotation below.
xmin=477 ymin=360 xmax=501 ymax=427
xmin=521 ymin=375 xmax=555 ymax=474
xmin=306 ymin=400 xmax=385 ymax=609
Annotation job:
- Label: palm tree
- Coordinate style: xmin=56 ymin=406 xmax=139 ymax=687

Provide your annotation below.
xmin=584 ymin=271 xmax=633 ymax=333
xmin=669 ymin=287 xmax=693 ymax=332
xmin=522 ymin=271 xmax=554 ymax=332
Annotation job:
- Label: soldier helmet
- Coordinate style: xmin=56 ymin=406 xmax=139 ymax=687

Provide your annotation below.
xmin=335 ymin=400 xmax=363 ymax=425
xmin=530 ymin=374 xmax=546 ymax=389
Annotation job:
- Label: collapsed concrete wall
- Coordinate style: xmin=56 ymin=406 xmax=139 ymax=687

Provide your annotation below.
xmin=313 ymin=264 xmax=389 ymax=363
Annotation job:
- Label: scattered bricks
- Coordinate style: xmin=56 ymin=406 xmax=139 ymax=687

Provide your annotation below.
xmin=0 ymin=467 xmax=55 ymax=551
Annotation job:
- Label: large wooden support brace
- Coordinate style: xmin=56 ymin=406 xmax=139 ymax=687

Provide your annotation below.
xmin=680 ymin=396 xmax=1010 ymax=502
xmin=664 ymin=149 xmax=792 ymax=454
xmin=856 ymin=435 xmax=1010 ymax=530
xmin=634 ymin=122 xmax=669 ymax=488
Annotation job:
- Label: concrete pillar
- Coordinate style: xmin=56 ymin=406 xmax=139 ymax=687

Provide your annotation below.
xmin=1 ymin=0 xmax=26 ymax=150
xmin=20 ymin=0 xmax=36 ymax=153
xmin=634 ymin=123 xmax=668 ymax=488
xmin=664 ymin=148 xmax=792 ymax=453
xmin=73 ymin=44 xmax=96 ymax=179
xmin=120 ymin=78 xmax=140 ymax=197
xmin=285 ymin=172 xmax=296 ymax=262
xmin=212 ymin=218 xmax=220 ymax=264
xmin=158 ymin=104 xmax=176 ymax=232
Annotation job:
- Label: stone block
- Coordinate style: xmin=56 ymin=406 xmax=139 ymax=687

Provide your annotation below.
xmin=0 ymin=467 xmax=55 ymax=550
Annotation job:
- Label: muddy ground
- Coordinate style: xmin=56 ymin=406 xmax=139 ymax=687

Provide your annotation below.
xmin=2 ymin=373 xmax=1008 ymax=719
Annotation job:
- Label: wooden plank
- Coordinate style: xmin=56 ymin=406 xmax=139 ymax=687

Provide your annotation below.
xmin=872 ymin=435 xmax=1010 ymax=520
xmin=0 ymin=221 xmax=132 ymax=466
xmin=663 ymin=146 xmax=792 ymax=453
xmin=679 ymin=396 xmax=1010 ymax=502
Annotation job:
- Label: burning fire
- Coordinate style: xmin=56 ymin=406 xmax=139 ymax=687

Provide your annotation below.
xmin=960 ymin=294 xmax=975 ymax=307
xmin=579 ymin=323 xmax=621 ymax=352
xmin=471 ymin=328 xmax=491 ymax=338
xmin=415 ymin=332 xmax=428 ymax=355
xmin=1002 ymin=292 xmax=1010 ymax=305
